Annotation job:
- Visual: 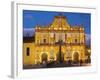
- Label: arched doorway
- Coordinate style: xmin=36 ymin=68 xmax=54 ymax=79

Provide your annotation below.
xmin=42 ymin=53 xmax=48 ymax=63
xmin=73 ymin=52 xmax=79 ymax=63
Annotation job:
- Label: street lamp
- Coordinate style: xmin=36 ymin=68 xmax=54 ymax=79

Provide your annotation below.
xmin=58 ymin=39 xmax=63 ymax=63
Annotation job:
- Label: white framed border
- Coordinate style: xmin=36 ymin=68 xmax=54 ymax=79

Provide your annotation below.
xmin=11 ymin=1 xmax=97 ymax=78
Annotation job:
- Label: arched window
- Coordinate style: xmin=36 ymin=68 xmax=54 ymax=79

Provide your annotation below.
xmin=43 ymin=39 xmax=46 ymax=43
xmin=37 ymin=40 xmax=39 ymax=44
xmin=26 ymin=47 xmax=30 ymax=56
xmin=75 ymin=39 xmax=77 ymax=43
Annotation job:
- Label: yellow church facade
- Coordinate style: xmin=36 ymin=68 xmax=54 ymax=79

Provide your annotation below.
xmin=23 ymin=15 xmax=86 ymax=66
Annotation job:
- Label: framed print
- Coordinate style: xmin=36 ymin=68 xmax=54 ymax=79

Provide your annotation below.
xmin=11 ymin=1 xmax=97 ymax=78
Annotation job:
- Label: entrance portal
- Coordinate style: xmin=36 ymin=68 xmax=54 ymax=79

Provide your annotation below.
xmin=73 ymin=52 xmax=79 ymax=63
xmin=42 ymin=53 xmax=47 ymax=63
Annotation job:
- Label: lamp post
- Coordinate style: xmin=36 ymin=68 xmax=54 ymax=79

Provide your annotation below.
xmin=58 ymin=39 xmax=63 ymax=63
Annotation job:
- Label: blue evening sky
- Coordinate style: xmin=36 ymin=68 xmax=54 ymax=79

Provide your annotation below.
xmin=23 ymin=10 xmax=91 ymax=34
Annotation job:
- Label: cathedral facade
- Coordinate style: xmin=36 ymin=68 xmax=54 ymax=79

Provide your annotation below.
xmin=23 ymin=15 xmax=86 ymax=66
